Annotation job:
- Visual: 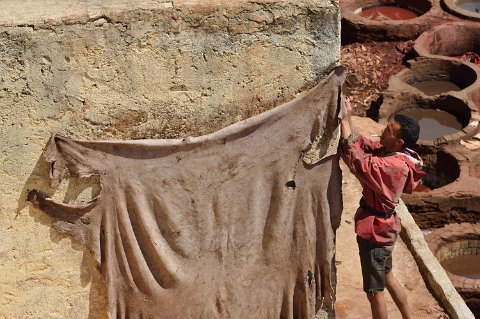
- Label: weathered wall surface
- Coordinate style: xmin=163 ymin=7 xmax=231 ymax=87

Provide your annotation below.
xmin=0 ymin=1 xmax=340 ymax=318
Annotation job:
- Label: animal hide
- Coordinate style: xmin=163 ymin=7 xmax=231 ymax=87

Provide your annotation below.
xmin=28 ymin=67 xmax=346 ymax=319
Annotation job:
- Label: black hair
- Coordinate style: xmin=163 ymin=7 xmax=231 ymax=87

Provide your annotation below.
xmin=393 ymin=113 xmax=420 ymax=148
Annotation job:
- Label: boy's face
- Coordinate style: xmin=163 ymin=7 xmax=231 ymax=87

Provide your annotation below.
xmin=380 ymin=119 xmax=404 ymax=152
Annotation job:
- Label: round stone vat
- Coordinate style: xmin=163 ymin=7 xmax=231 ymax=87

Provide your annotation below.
xmin=440 ymin=239 xmax=480 ymax=280
xmin=414 ymin=148 xmax=460 ymax=191
xmin=443 ymin=0 xmax=480 ymax=21
xmin=396 ymin=108 xmax=464 ymax=141
xmin=414 ymin=22 xmax=480 ymax=65
xmin=356 ymin=5 xmax=419 ymax=21
xmin=341 ymin=0 xmax=434 ymax=43
xmin=379 ymin=95 xmax=477 ymax=146
xmin=389 ymin=58 xmax=477 ymax=96
xmin=426 ymin=223 xmax=480 ymax=317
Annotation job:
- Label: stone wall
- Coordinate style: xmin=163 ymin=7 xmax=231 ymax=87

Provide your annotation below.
xmin=0 ymin=1 xmax=340 ymax=318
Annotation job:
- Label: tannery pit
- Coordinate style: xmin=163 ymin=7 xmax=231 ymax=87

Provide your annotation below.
xmin=414 ymin=148 xmax=460 ymax=191
xmin=426 ymin=223 xmax=480 ymax=317
xmin=414 ymin=21 xmax=480 ymax=64
xmin=391 ymin=58 xmax=477 ymax=96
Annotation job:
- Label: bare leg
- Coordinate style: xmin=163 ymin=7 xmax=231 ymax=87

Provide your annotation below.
xmin=385 ymin=272 xmax=412 ymax=319
xmin=366 ymin=291 xmax=388 ymax=319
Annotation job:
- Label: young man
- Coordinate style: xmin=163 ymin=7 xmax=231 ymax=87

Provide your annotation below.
xmin=339 ymin=97 xmax=425 ymax=319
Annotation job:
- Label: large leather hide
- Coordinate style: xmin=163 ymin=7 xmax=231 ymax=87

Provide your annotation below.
xmin=28 ymin=67 xmax=346 ymax=319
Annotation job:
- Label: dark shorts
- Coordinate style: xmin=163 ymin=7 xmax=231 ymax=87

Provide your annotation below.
xmin=357 ymin=236 xmax=394 ymax=293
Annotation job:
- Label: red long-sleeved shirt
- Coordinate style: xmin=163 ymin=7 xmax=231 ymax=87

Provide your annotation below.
xmin=342 ymin=135 xmax=424 ymax=244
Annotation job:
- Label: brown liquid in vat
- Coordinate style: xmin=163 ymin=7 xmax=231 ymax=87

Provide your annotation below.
xmin=359 ymin=6 xmax=418 ymax=21
xmin=458 ymin=1 xmax=480 ymax=13
xmin=441 ymin=254 xmax=480 ymax=279
xmin=410 ymin=80 xmax=462 ymax=96
xmin=397 ymin=108 xmax=463 ymax=140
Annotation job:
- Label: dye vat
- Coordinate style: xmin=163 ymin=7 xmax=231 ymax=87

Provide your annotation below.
xmin=358 ymin=6 xmax=418 ymax=21
xmin=426 ymin=225 xmax=480 ymax=318
xmin=410 ymin=80 xmax=461 ymax=96
xmin=441 ymin=254 xmax=480 ymax=280
xmin=457 ymin=0 xmax=480 ymax=13
xmin=452 ymin=52 xmax=480 ymax=65
xmin=413 ymin=149 xmax=459 ymax=190
xmin=414 ymin=22 xmax=480 ymax=61
xmin=396 ymin=108 xmax=463 ymax=140
xmin=388 ymin=59 xmax=478 ymax=98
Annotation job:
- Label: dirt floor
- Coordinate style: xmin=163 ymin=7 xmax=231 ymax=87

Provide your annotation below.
xmin=334 ymin=116 xmax=449 ymax=319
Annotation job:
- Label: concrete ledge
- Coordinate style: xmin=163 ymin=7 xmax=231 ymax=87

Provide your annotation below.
xmin=0 ymin=0 xmax=339 ymax=140
xmin=397 ymin=200 xmax=475 ymax=319
xmin=0 ymin=0 xmax=277 ymax=26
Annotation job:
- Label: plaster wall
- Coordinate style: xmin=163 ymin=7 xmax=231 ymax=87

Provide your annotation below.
xmin=0 ymin=1 xmax=340 ymax=317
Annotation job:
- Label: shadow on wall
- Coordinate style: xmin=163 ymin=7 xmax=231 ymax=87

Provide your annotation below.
xmin=15 ymin=141 xmax=107 ymax=319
